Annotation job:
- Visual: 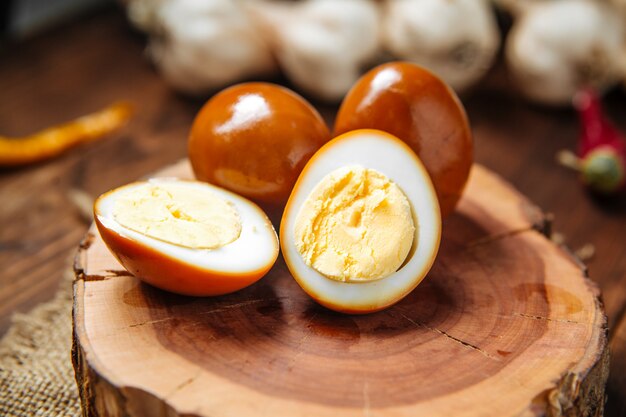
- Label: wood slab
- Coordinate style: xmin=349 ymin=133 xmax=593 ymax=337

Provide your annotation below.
xmin=72 ymin=160 xmax=608 ymax=417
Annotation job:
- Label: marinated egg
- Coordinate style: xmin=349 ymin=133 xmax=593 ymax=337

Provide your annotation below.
xmin=280 ymin=129 xmax=442 ymax=313
xmin=94 ymin=179 xmax=279 ymax=296
xmin=188 ymin=82 xmax=331 ymax=206
xmin=334 ymin=62 xmax=473 ymax=217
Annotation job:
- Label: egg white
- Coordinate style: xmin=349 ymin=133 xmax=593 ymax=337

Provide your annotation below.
xmin=96 ymin=179 xmax=279 ymax=275
xmin=281 ymin=129 xmax=442 ymax=312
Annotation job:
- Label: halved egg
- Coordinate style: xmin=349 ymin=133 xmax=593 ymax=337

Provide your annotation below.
xmin=94 ymin=179 xmax=279 ymax=296
xmin=280 ymin=129 xmax=442 ymax=313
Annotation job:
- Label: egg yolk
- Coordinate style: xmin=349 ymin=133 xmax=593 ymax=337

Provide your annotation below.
xmin=112 ymin=183 xmax=242 ymax=249
xmin=293 ymin=166 xmax=416 ymax=282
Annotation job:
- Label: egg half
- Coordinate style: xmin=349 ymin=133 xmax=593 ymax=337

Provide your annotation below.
xmin=94 ymin=179 xmax=279 ymax=296
xmin=280 ymin=129 xmax=442 ymax=313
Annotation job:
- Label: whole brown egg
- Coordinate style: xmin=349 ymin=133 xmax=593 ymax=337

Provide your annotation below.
xmin=334 ymin=62 xmax=473 ymax=217
xmin=189 ymin=83 xmax=331 ymax=206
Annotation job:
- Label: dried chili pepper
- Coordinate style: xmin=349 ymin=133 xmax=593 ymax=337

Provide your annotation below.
xmin=0 ymin=102 xmax=133 ymax=167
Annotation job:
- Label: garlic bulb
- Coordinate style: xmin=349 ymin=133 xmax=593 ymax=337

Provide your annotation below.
xmin=248 ymin=0 xmax=381 ymax=102
xmin=381 ymin=0 xmax=500 ymax=92
xmin=506 ymin=0 xmax=625 ymax=105
xmin=148 ymin=0 xmax=276 ymax=95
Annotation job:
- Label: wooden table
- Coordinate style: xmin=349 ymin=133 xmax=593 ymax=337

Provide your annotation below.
xmin=1 ymin=6 xmax=625 ymax=416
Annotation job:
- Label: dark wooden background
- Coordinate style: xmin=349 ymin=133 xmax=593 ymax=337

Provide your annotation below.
xmin=1 ymin=5 xmax=625 ymax=416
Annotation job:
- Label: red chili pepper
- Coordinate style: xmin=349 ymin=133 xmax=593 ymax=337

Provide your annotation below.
xmin=558 ymin=89 xmax=626 ymax=194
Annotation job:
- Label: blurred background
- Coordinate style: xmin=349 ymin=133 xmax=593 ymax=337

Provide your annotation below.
xmin=1 ymin=0 xmax=110 ymax=38
xmin=1 ymin=0 xmax=626 ymax=415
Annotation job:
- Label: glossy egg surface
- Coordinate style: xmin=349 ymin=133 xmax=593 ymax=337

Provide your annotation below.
xmin=189 ymin=82 xmax=331 ymax=206
xmin=95 ymin=179 xmax=279 ymax=296
xmin=281 ymin=129 xmax=442 ymax=313
xmin=334 ymin=62 xmax=473 ymax=217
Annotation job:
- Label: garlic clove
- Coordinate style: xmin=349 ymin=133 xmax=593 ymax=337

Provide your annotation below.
xmin=248 ymin=0 xmax=382 ymax=102
xmin=506 ymin=0 xmax=625 ymax=105
xmin=381 ymin=0 xmax=500 ymax=92
xmin=149 ymin=0 xmax=277 ymax=95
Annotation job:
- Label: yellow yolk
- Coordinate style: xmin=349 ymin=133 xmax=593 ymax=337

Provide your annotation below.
xmin=293 ymin=166 xmax=416 ymax=282
xmin=112 ymin=182 xmax=242 ymax=249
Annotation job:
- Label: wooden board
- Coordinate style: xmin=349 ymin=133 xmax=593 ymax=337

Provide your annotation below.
xmin=72 ymin=160 xmax=608 ymax=417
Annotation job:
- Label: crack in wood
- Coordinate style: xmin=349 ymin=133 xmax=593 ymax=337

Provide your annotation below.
xmin=104 ymin=269 xmax=133 ymax=277
xmin=85 ymin=274 xmax=113 ymax=282
xmin=196 ymin=298 xmax=286 ymax=316
xmin=127 ymin=317 xmax=175 ymax=328
xmin=164 ymin=370 xmax=202 ymax=401
xmin=464 ymin=226 xmax=535 ymax=249
xmin=79 ymin=269 xmax=134 ymax=282
xmin=515 ymin=313 xmax=581 ymax=324
xmin=82 ymin=274 xmax=117 ymax=282
xmin=399 ymin=313 xmax=500 ymax=361
xmin=126 ymin=298 xmax=285 ymax=329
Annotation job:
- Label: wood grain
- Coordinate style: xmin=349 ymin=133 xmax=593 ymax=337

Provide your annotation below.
xmin=0 ymin=6 xmax=625 ymax=415
xmin=73 ymin=160 xmax=608 ymax=417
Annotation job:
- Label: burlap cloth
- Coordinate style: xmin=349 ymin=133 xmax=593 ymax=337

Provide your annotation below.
xmin=0 ymin=268 xmax=81 ymax=417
